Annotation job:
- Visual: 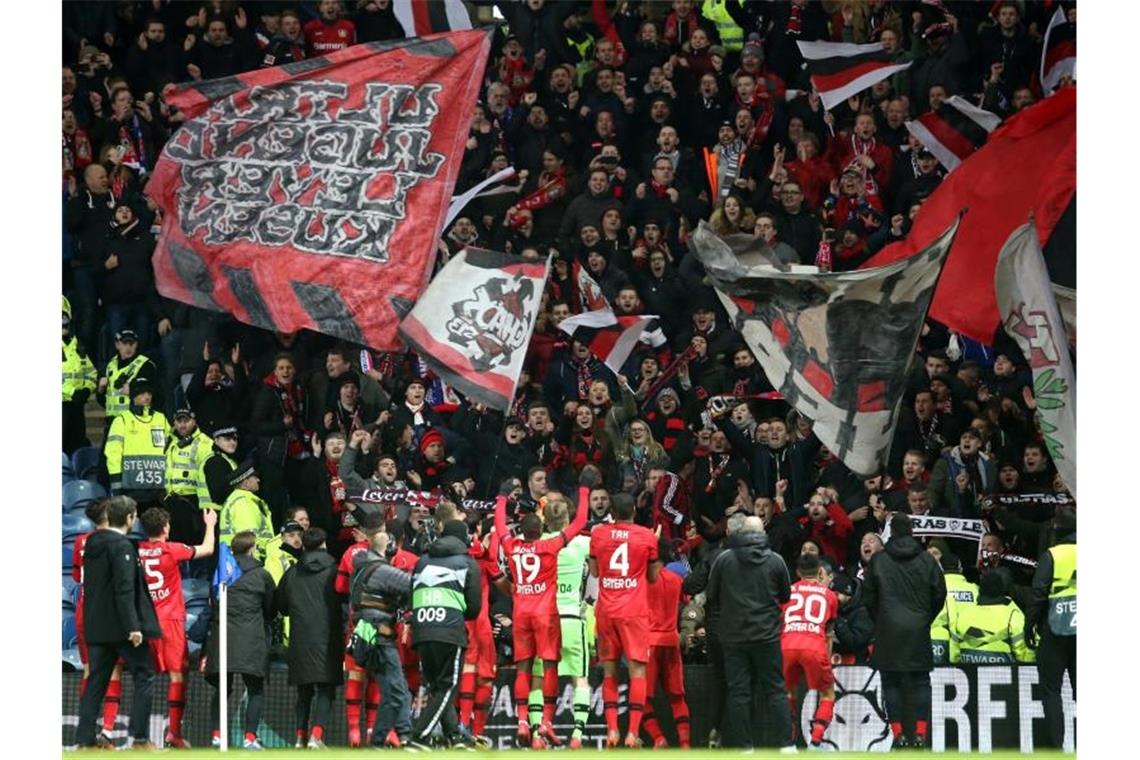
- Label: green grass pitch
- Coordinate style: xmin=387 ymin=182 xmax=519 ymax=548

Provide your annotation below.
xmin=123 ymin=750 xmax=1074 ymax=758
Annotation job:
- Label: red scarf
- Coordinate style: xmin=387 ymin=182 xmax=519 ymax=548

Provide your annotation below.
xmin=263 ymin=372 xmax=309 ymax=459
xmin=649 ymin=179 xmax=671 ymax=198
xmin=516 ymin=167 xmax=567 ymax=212
xmin=849 ymin=135 xmax=880 ymax=194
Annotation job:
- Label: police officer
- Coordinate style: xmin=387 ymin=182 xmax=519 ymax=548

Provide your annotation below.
xmin=105 ymin=377 xmax=170 ymax=512
xmin=1026 ymin=506 xmax=1076 ymax=749
xmin=219 ymin=461 xmax=276 ymax=562
xmin=201 ymin=426 xmax=240 ymax=512
xmin=950 ymin=570 xmax=1034 ymax=664
xmin=930 ymin=553 xmax=977 ymax=665
xmin=62 ymin=295 xmax=97 ymax=455
xmin=98 ymin=329 xmax=159 ymax=432
xmin=407 ymin=520 xmax=482 ymax=750
xmin=164 ymin=408 xmax=213 ymax=544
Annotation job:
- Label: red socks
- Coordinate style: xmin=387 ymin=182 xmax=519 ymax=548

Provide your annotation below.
xmin=473 ymin=681 xmax=493 ymax=736
xmin=671 ymin=694 xmax=691 ymax=747
xmin=891 ymin=721 xmax=904 ymax=738
xmin=243 ymin=732 xmax=257 ymax=744
xmin=102 ymin=678 xmax=122 ymax=733
xmin=458 ymin=671 xmax=477 ymax=727
xmin=810 ymin=698 xmax=834 ymax=744
xmin=167 ymin=679 xmax=186 ymax=738
xmin=627 ymin=675 xmax=646 ymax=737
xmin=344 ymin=677 xmax=363 ymax=737
xmin=365 ymin=680 xmax=380 ymax=736
xmin=602 ymin=675 xmax=619 ymax=734
xmin=311 ymin=725 xmax=324 ymax=742
xmin=542 ymin=664 xmax=559 ymax=725
xmin=514 ymin=668 xmax=532 ymax=724
xmin=915 ymin=720 xmax=929 ymax=742
xmin=642 ymin=705 xmax=662 ymax=744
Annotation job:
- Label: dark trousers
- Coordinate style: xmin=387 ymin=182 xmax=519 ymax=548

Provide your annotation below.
xmin=706 ymin=633 xmax=726 ymax=737
xmin=370 ymin=643 xmax=412 ymax=742
xmin=75 ymin=640 xmax=155 ymax=745
xmin=1037 ymin=630 xmax=1076 ymax=748
xmin=880 ymin=670 xmax=932 ymax=739
xmin=721 ymin=639 xmax=792 ymax=749
xmin=412 ymin=641 xmax=465 ymax=742
xmin=207 ymin=673 xmax=265 ymax=736
xmin=296 ymin=683 xmax=336 ymax=734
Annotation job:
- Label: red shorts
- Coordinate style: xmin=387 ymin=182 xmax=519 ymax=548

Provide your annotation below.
xmin=464 ymin=616 xmax=497 ymax=679
xmin=150 ymin=619 xmax=188 ymax=674
xmin=646 ymin=644 xmax=685 ymax=697
xmin=782 ymin=645 xmax=834 ymax=692
xmin=513 ymin=612 xmax=561 ymax=662
xmin=596 ymin=616 xmax=650 ymax=663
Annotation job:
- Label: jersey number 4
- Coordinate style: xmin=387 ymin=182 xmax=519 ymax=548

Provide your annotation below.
xmin=608 ymin=543 xmax=629 ymax=577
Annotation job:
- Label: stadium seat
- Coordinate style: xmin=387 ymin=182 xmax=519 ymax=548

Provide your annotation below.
xmin=62 ymin=480 xmax=107 ymax=513
xmin=62 ymin=452 xmax=75 ymax=483
xmin=71 ymin=446 xmax=102 ymax=481
xmin=63 ymin=578 xmax=79 ymax=611
xmin=62 ymin=514 xmax=95 ymax=542
xmin=62 ymin=648 xmax=83 ymax=672
xmin=183 ymin=577 xmax=210 ymax=603
xmin=128 ymin=518 xmax=147 ymax=542
xmin=62 ymin=542 xmax=75 ymax=572
xmin=62 ymin=612 xmax=77 ymax=650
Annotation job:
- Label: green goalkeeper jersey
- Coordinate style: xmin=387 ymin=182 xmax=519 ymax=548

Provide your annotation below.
xmin=552 ymin=533 xmax=592 ymax=617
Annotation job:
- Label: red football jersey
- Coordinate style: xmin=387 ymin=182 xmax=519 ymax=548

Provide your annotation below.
xmin=590 ymin=522 xmax=659 ymax=620
xmin=781 ymin=579 xmax=839 ymax=650
xmin=392 ymin=547 xmax=419 ymax=573
xmin=468 ymin=532 xmax=504 ymax=623
xmin=335 ymin=540 xmax=371 ymax=595
xmin=303 ymin=18 xmax=356 ymax=55
xmin=72 ymin=531 xmax=90 ymax=584
xmin=647 ymin=566 xmax=683 ymax=647
xmin=494 ymin=491 xmax=587 ymax=618
xmin=138 ymin=540 xmax=196 ymax=621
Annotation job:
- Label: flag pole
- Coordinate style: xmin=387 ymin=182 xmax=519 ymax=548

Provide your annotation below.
xmin=219 ymin=580 xmax=228 ymax=752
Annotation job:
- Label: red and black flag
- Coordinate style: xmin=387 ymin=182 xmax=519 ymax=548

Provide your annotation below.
xmin=906 ymin=95 xmax=1001 ymax=172
xmin=398 ymin=248 xmax=549 ymax=411
xmin=693 ymin=218 xmax=961 ymax=476
xmin=393 ymin=0 xmax=473 ymax=37
xmin=796 ymin=40 xmax=912 ymax=111
xmin=1041 ymin=6 xmax=1076 ymax=93
xmin=147 ymin=30 xmax=491 ymax=350
xmin=557 ymin=309 xmax=659 ymax=374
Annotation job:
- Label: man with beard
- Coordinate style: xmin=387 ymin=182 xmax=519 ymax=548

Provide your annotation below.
xmin=862 ymin=514 xmax=946 ymax=750
xmin=929 ymin=429 xmax=995 ymax=517
xmin=718 ymin=412 xmax=821 ymax=517
xmin=691 ymin=428 xmax=749 ymax=541
xmin=543 ymin=339 xmax=615 ymax=411
xmin=522 ymin=400 xmax=560 ymax=469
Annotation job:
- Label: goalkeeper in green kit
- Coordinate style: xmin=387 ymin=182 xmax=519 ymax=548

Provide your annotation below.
xmin=527 ymin=495 xmax=595 ymax=749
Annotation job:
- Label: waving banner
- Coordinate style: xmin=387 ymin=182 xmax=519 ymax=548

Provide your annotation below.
xmin=147 ymin=31 xmax=491 ymax=350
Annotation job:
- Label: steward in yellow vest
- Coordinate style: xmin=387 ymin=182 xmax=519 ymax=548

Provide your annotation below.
xmin=930 ymin=554 xmax=977 ymax=665
xmin=219 ymin=461 xmax=276 ymax=563
xmin=105 ymin=376 xmax=170 ymax=510
xmin=702 ymin=0 xmax=744 ymax=53
xmin=98 ymin=329 xmax=159 ymax=429
xmin=163 ymin=408 xmax=214 ymax=544
xmin=62 ymin=295 xmax=97 ymax=454
xmin=950 ymin=570 xmax=1033 ymax=665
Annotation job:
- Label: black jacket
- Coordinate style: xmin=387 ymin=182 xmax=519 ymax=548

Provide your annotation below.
xmin=861 ymin=535 xmax=946 ymax=672
xmin=66 ymin=188 xmax=118 ymax=268
xmin=276 ymin=550 xmax=344 ymax=685
xmin=205 ymin=554 xmax=275 ymax=677
xmin=410 ymin=535 xmax=482 ymax=648
xmin=832 ymin=585 xmax=874 ymax=663
xmin=99 ymin=221 xmax=158 ymax=306
xmin=681 ymin=540 xmax=728 ymax=636
xmin=706 ymin=531 xmax=791 ymax=645
xmin=350 ymin=549 xmax=412 ymax=635
xmin=203 ymin=448 xmax=237 ymax=507
xmin=81 ymin=529 xmax=161 ymax=644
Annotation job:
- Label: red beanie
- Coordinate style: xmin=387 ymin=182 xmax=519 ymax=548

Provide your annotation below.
xmin=419 ymin=428 xmax=445 ymax=455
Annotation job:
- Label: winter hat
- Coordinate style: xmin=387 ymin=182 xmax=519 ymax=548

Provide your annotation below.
xmin=228 ymin=459 xmax=258 ymax=487
xmin=419 ymin=428 xmax=445 ymax=455
xmin=830 ymin=572 xmax=856 ymax=598
xmin=440 ymin=519 xmax=470 ymax=544
xmin=656 ymin=387 xmax=680 ymax=405
xmin=978 ymin=569 xmax=1008 ymax=598
xmin=742 ymin=33 xmax=764 ymax=61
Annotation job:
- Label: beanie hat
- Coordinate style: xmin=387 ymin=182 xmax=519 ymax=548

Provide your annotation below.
xmin=419 ymin=428 xmax=445 ymax=455
xmin=441 ymin=519 xmax=469 ymax=544
xmin=742 ymin=33 xmax=764 ymax=60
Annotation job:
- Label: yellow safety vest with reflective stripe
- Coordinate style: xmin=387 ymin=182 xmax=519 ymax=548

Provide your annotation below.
xmin=165 ymin=429 xmax=213 ymax=497
xmin=951 ymin=598 xmax=1035 ymax=664
xmin=566 ymin=31 xmax=596 ymax=85
xmin=1046 ymin=543 xmax=1076 ymax=635
xmin=105 ymin=408 xmax=170 ymax=492
xmin=931 ymin=572 xmax=977 ymax=664
xmin=104 ymin=355 xmax=150 ymax=419
xmin=219 ymin=487 xmax=275 ymax=561
xmin=62 ymin=337 xmax=97 ymax=401
xmin=197 ymin=450 xmax=238 ymax=511
xmin=702 ymin=0 xmax=744 ymax=52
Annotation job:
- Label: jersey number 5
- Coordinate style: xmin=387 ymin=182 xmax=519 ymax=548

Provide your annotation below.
xmin=608 ymin=543 xmax=629 ymax=577
xmin=143 ymin=557 xmax=164 ymax=592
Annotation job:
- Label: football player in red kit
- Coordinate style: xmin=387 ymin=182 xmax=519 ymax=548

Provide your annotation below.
xmin=642 ymin=539 xmax=691 ymax=748
xmin=457 ymin=516 xmax=508 ymax=747
xmin=335 ymin=512 xmax=388 ymax=747
xmin=588 ymin=494 xmax=662 ymax=748
xmin=138 ymin=506 xmax=218 ymax=748
xmin=496 ymin=487 xmax=589 ymax=748
xmin=781 ymin=552 xmax=840 ymax=750
xmin=73 ymin=500 xmax=122 ymax=747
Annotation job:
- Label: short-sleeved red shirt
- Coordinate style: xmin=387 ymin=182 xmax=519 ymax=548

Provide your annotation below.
xmin=590 ymin=522 xmax=659 ymax=620
xmin=138 ymin=540 xmax=196 ymax=621
xmin=780 ymin=579 xmax=839 ymax=651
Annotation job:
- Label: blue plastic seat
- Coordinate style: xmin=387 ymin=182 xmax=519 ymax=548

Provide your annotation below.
xmin=62 ymin=514 xmax=95 ymax=542
xmin=62 ymin=648 xmax=84 ymax=672
xmin=62 ymin=480 xmax=107 ymax=513
xmin=62 ymin=543 xmax=75 ymax=571
xmin=63 ymin=453 xmax=75 ymax=483
xmin=128 ymin=518 xmax=147 ymax=542
xmin=63 ymin=578 xmax=79 ymax=611
xmin=183 ymin=577 xmax=211 ymax=603
xmin=71 ymin=447 xmax=102 ymax=481
xmin=63 ymin=612 xmax=78 ymax=650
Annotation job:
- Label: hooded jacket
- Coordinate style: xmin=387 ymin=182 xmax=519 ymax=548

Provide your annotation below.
xmin=205 ymin=553 xmax=276 ymax=677
xmin=706 ymin=530 xmax=791 ymax=644
xmin=275 ymin=549 xmax=344 ymax=685
xmin=80 ymin=528 xmax=161 ymax=644
xmin=862 ymin=534 xmax=946 ymax=671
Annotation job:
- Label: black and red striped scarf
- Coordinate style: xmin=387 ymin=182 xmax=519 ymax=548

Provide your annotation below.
xmin=263 ymin=372 xmax=309 ymax=459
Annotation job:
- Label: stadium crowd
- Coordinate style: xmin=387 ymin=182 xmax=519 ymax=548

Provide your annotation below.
xmin=61 ymin=0 xmax=1076 ymax=753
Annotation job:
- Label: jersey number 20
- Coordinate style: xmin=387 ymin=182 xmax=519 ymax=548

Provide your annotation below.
xmin=785 ymin=592 xmax=827 ymax=625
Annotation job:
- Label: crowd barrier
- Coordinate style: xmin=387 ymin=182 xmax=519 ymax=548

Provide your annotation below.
xmin=62 ymin=664 xmax=1074 ymax=751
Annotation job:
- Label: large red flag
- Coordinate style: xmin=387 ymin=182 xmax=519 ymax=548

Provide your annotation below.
xmin=862 ymin=87 xmax=1075 ymax=343
xmin=147 ymin=31 xmax=491 ymax=350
